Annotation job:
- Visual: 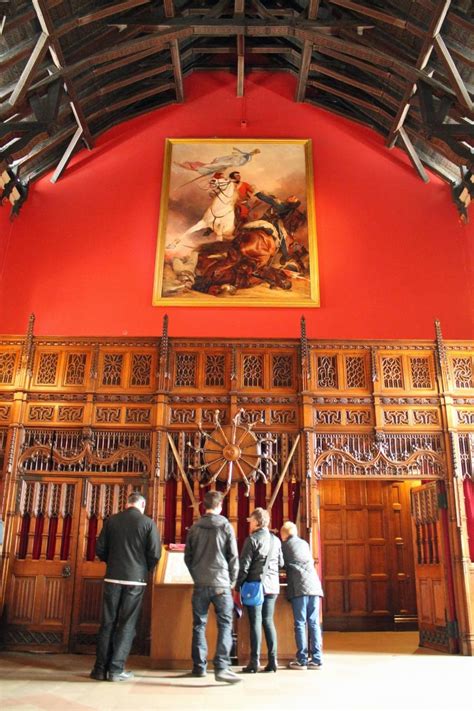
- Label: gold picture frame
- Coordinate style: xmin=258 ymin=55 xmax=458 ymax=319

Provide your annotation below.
xmin=153 ymin=138 xmax=319 ymax=307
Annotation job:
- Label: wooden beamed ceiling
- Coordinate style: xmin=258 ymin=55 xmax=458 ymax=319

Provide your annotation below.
xmin=0 ymin=0 xmax=472 ymax=218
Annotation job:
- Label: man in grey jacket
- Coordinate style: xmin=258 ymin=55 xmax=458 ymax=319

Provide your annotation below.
xmin=281 ymin=521 xmax=324 ymax=670
xmin=184 ymin=490 xmax=241 ymax=684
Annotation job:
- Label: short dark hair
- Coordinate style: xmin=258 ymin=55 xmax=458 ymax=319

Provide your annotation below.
xmin=204 ymin=490 xmax=223 ymax=510
xmin=127 ymin=492 xmax=146 ymax=506
xmin=229 ymin=171 xmax=240 ymax=180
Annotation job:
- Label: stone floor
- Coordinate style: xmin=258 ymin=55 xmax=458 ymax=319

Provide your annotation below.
xmin=0 ymin=633 xmax=473 ymax=711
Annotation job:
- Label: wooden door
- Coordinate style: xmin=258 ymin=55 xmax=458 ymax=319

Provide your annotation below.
xmin=3 ymin=477 xmax=81 ymax=651
xmin=320 ymin=480 xmax=417 ymax=630
xmin=411 ymin=482 xmax=458 ymax=653
xmin=69 ymin=478 xmax=147 ymax=653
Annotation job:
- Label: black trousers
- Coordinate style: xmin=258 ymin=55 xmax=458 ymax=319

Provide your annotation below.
xmin=94 ymin=582 xmax=145 ymax=675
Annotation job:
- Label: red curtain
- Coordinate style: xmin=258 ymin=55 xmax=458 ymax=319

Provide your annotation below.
xmin=60 ymin=514 xmax=72 ymax=560
xmin=86 ymin=515 xmax=98 ymax=561
xmin=46 ymin=516 xmax=58 ymax=560
xmin=463 ymin=479 xmax=474 ymax=562
xmin=32 ymin=514 xmax=44 ymax=560
xmin=164 ymin=478 xmax=177 ymax=545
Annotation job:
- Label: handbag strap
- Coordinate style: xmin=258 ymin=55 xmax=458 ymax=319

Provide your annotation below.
xmin=261 ymin=532 xmax=276 ymax=582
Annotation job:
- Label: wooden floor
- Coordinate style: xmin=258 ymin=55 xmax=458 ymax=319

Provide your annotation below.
xmin=0 ymin=633 xmax=473 ymax=711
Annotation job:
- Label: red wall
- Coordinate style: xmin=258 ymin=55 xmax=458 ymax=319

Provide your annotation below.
xmin=0 ymin=71 xmax=473 ymax=340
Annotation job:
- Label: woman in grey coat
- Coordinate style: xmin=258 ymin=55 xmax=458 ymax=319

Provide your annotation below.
xmin=237 ymin=507 xmax=284 ymax=673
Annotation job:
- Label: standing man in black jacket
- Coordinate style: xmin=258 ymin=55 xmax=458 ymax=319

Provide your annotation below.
xmin=90 ymin=492 xmax=161 ymax=682
xmin=184 ymin=490 xmax=241 ymax=684
xmin=281 ymin=521 xmax=324 ymax=670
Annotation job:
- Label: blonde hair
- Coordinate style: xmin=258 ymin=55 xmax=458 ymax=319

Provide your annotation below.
xmin=280 ymin=521 xmax=298 ymax=537
xmin=250 ymin=507 xmax=270 ymax=528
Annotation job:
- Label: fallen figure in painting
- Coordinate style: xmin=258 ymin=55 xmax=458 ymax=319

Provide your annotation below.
xmin=192 ymin=193 xmax=308 ymax=296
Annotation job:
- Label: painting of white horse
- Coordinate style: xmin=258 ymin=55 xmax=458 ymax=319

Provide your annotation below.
xmin=153 ymin=139 xmax=319 ymax=308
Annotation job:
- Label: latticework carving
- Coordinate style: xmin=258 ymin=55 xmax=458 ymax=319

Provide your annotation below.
xmin=315 ymin=447 xmax=444 ymax=480
xmin=382 ymin=357 xmax=403 ymax=388
xmin=58 ymin=407 xmax=84 ymax=422
xmin=241 ymin=409 xmax=265 ymax=424
xmin=170 ymin=408 xmax=196 ymax=424
xmin=272 ymin=355 xmax=293 ymax=388
xmin=0 ymin=405 xmax=10 ymax=421
xmin=384 ymin=410 xmax=409 ymax=425
xmin=452 ymin=358 xmax=474 ymax=389
xmin=458 ymin=434 xmax=473 ymax=480
xmin=36 ymin=353 xmax=59 ymax=385
xmin=270 ymin=409 xmax=296 ymax=425
xmin=125 ymin=408 xmax=151 ymax=424
xmin=102 ymin=354 xmax=123 ymax=386
xmin=346 ymin=409 xmax=371 ymax=425
xmin=19 ymin=429 xmax=150 ymax=474
xmin=457 ymin=411 xmax=474 ymax=426
xmin=410 ymin=357 xmax=432 ymax=389
xmin=0 ymin=352 xmax=16 ymax=384
xmin=345 ymin=356 xmax=366 ymax=389
xmin=205 ymin=354 xmax=225 ymax=387
xmin=243 ymin=355 xmax=263 ymax=387
xmin=175 ymin=352 xmax=197 ymax=387
xmin=413 ymin=410 xmax=439 ymax=425
xmin=64 ymin=353 xmax=87 ymax=385
xmin=130 ymin=354 xmax=152 ymax=386
xmin=29 ymin=406 xmax=54 ymax=421
xmin=315 ymin=409 xmax=342 ymax=425
xmin=202 ymin=408 xmax=226 ymax=424
xmin=317 ymin=356 xmax=337 ymax=388
xmin=96 ymin=407 xmax=121 ymax=423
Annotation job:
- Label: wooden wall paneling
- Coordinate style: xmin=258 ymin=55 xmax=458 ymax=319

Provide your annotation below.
xmin=438 ymin=337 xmax=474 ymax=655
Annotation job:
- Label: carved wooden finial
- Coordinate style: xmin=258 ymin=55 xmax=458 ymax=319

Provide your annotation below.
xmin=23 ymin=312 xmax=36 ymax=376
xmin=434 ymin=318 xmax=450 ymax=383
xmin=160 ymin=314 xmax=170 ymax=379
xmin=300 ymin=315 xmax=311 ymax=381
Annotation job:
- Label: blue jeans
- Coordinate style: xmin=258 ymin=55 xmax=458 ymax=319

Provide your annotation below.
xmin=245 ymin=594 xmax=277 ymax=664
xmin=191 ymin=586 xmax=234 ymax=672
xmin=291 ymin=595 xmax=323 ymax=665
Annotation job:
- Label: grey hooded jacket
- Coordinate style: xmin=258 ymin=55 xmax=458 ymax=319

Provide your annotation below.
xmin=281 ymin=535 xmax=324 ymax=599
xmin=184 ymin=513 xmax=239 ymax=587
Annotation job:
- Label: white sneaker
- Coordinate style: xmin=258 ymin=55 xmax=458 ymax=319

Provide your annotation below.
xmin=215 ymin=668 xmax=242 ymax=684
xmin=288 ymin=659 xmax=307 ymax=670
xmin=307 ymin=661 xmax=322 ymax=670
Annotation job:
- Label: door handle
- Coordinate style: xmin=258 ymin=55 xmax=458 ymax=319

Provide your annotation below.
xmin=62 ymin=565 xmax=72 ymax=578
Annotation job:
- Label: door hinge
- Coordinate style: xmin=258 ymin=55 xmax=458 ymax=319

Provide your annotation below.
xmin=447 ymin=620 xmax=459 ymax=639
xmin=437 ymin=492 xmax=448 ymax=509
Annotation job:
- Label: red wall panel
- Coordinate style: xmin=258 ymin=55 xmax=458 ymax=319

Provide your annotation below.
xmin=0 ymin=72 xmax=472 ymax=340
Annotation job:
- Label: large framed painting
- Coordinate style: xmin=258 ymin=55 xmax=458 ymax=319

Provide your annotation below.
xmin=153 ymin=139 xmax=319 ymax=307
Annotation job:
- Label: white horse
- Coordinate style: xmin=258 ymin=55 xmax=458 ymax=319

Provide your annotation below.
xmin=183 ymin=177 xmax=237 ymax=241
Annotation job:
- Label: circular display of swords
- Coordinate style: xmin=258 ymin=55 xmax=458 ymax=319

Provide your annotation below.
xmin=187 ymin=410 xmax=276 ymax=495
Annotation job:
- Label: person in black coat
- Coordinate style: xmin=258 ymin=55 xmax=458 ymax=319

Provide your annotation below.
xmin=90 ymin=492 xmax=161 ymax=682
xmin=281 ymin=521 xmax=324 ymax=670
xmin=237 ymin=507 xmax=284 ymax=673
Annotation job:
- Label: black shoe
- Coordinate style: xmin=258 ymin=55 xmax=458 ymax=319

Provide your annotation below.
xmin=191 ymin=668 xmax=207 ymax=677
xmin=242 ymin=663 xmax=260 ymax=674
xmin=108 ymin=670 xmax=134 ymax=682
xmin=89 ymin=668 xmax=107 ymax=681
xmin=263 ymin=661 xmax=278 ymax=672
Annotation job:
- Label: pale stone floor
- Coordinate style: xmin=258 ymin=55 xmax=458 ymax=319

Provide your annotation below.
xmin=0 ymin=633 xmax=473 ymax=711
